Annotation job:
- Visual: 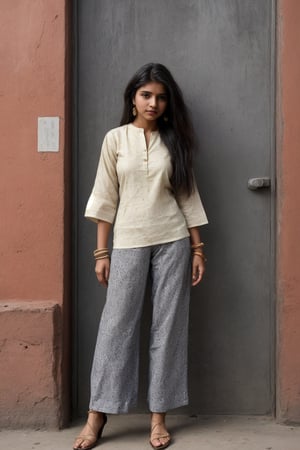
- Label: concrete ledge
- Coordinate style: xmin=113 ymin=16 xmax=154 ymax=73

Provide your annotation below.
xmin=0 ymin=301 xmax=62 ymax=428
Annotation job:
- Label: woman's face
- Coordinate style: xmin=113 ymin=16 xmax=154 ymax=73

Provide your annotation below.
xmin=133 ymin=82 xmax=168 ymax=123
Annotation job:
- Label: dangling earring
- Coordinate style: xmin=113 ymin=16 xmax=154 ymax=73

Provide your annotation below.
xmin=163 ymin=115 xmax=168 ymax=122
xmin=132 ymin=106 xmax=137 ymax=117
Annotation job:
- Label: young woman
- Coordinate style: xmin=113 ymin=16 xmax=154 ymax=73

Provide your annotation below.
xmin=73 ymin=63 xmax=208 ymax=450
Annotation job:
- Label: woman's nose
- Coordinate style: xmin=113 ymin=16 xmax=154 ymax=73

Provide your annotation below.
xmin=149 ymin=97 xmax=157 ymax=108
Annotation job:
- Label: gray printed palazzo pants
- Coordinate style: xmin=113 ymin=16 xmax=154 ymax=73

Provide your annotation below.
xmin=89 ymin=237 xmax=191 ymax=414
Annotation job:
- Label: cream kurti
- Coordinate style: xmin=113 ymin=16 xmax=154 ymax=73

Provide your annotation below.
xmin=85 ymin=123 xmax=208 ymax=248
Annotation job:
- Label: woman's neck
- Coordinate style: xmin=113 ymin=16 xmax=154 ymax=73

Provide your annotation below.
xmin=132 ymin=118 xmax=158 ymax=132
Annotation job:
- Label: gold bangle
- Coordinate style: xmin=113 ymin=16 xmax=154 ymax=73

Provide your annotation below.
xmin=193 ymin=252 xmax=207 ymax=262
xmin=94 ymin=252 xmax=109 ymax=257
xmin=191 ymin=242 xmax=204 ymax=249
xmin=95 ymin=255 xmax=110 ymax=260
xmin=93 ymin=247 xmax=109 ymax=254
xmin=94 ymin=251 xmax=109 ymax=257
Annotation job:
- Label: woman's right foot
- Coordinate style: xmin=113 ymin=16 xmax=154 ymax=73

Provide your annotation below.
xmin=150 ymin=413 xmax=171 ymax=449
xmin=73 ymin=410 xmax=107 ymax=450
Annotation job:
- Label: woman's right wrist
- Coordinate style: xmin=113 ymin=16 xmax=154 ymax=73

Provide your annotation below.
xmin=94 ymin=247 xmax=110 ymax=261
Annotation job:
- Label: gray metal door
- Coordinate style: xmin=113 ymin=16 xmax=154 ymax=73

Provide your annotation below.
xmin=73 ymin=0 xmax=275 ymax=416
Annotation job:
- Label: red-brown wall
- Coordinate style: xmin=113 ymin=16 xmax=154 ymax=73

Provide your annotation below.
xmin=0 ymin=0 xmax=70 ymax=428
xmin=0 ymin=0 xmax=300 ymax=429
xmin=0 ymin=2 xmax=67 ymax=300
xmin=277 ymin=0 xmax=300 ymax=423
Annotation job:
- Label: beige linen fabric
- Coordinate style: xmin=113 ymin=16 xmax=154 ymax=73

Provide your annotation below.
xmin=85 ymin=124 xmax=208 ymax=248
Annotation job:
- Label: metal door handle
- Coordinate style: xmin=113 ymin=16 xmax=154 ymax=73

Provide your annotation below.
xmin=247 ymin=177 xmax=271 ymax=190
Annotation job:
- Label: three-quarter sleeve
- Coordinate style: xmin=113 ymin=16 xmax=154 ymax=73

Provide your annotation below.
xmin=85 ymin=132 xmax=119 ymax=224
xmin=176 ymin=178 xmax=208 ymax=228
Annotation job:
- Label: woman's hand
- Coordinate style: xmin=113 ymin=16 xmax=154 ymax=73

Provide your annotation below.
xmin=192 ymin=254 xmax=205 ymax=286
xmin=95 ymin=258 xmax=110 ymax=287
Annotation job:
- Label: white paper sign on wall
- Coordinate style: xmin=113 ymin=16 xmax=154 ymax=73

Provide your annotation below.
xmin=38 ymin=117 xmax=60 ymax=152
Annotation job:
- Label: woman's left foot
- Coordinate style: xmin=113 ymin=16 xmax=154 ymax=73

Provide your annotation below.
xmin=149 ymin=421 xmax=171 ymax=449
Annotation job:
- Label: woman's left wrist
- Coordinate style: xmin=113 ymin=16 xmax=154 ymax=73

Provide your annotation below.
xmin=191 ymin=242 xmax=207 ymax=262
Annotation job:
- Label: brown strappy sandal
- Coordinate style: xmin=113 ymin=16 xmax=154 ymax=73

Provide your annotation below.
xmin=73 ymin=410 xmax=107 ymax=450
xmin=149 ymin=422 xmax=171 ymax=449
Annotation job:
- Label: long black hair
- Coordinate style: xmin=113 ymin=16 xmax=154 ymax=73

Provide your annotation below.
xmin=120 ymin=63 xmax=195 ymax=197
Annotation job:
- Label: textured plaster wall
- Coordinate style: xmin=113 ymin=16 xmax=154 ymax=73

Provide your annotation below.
xmin=0 ymin=302 xmax=62 ymax=428
xmin=0 ymin=1 xmax=67 ymax=300
xmin=0 ymin=1 xmax=70 ymax=428
xmin=277 ymin=0 xmax=300 ymax=423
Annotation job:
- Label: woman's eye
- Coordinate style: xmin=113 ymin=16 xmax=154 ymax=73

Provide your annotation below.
xmin=140 ymin=92 xmax=167 ymax=101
